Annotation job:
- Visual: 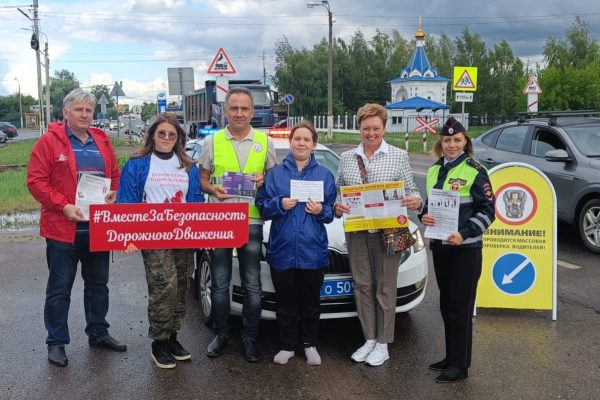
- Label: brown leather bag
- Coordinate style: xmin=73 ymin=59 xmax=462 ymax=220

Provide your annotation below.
xmin=355 ymin=155 xmax=416 ymax=256
xmin=382 ymin=227 xmax=416 ymax=256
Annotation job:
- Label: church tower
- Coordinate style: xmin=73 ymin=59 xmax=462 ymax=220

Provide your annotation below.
xmin=388 ymin=17 xmax=450 ymax=104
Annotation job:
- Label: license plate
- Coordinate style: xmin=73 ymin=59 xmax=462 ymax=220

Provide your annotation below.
xmin=320 ymin=278 xmax=354 ymax=298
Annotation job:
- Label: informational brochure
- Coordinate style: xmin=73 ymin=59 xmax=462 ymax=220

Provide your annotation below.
xmin=75 ymin=172 xmax=111 ymax=220
xmin=424 ymin=188 xmax=460 ymax=240
xmin=222 ymin=172 xmax=256 ymax=198
xmin=340 ymin=181 xmax=408 ymax=232
xmin=290 ymin=180 xmax=324 ymax=202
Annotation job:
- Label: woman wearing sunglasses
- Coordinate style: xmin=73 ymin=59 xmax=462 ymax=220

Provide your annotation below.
xmin=117 ymin=113 xmax=203 ymax=369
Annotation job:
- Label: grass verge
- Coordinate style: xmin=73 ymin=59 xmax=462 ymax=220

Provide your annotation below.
xmin=0 ymin=169 xmax=39 ymax=214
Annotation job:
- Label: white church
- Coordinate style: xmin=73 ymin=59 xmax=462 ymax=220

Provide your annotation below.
xmin=385 ymin=18 xmax=455 ymax=133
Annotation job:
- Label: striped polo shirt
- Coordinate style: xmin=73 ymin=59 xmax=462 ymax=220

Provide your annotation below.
xmin=67 ymin=125 xmax=106 ymax=233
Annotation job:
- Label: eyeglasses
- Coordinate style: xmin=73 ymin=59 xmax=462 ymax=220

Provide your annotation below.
xmin=156 ymin=130 xmax=178 ymax=139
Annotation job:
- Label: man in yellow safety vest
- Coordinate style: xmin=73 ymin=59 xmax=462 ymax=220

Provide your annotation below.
xmin=198 ymin=87 xmax=278 ymax=362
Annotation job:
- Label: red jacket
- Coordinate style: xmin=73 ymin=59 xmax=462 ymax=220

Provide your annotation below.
xmin=26 ymin=122 xmax=120 ymax=243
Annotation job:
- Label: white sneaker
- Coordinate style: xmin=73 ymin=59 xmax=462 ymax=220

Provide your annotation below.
xmin=273 ymin=350 xmax=295 ymax=365
xmin=305 ymin=347 xmax=321 ymax=366
xmin=351 ymin=339 xmax=376 ymax=362
xmin=365 ymin=343 xmax=389 ymax=366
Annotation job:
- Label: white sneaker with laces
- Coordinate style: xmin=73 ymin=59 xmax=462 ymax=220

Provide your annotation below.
xmin=365 ymin=343 xmax=389 ymax=366
xmin=351 ymin=339 xmax=376 ymax=362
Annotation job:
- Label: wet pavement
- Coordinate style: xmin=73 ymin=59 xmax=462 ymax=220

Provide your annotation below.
xmin=1 ymin=143 xmax=599 ymax=399
xmin=1 ymin=230 xmax=599 ymax=400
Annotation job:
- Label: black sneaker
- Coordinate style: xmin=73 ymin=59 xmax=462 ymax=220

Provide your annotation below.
xmin=151 ymin=340 xmax=176 ymax=369
xmin=169 ymin=332 xmax=191 ymax=361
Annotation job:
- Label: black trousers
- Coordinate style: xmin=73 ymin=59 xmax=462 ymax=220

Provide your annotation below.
xmin=270 ymin=268 xmax=325 ymax=351
xmin=432 ymin=246 xmax=482 ymax=369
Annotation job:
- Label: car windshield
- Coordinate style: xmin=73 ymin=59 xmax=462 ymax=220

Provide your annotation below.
xmin=185 ymin=141 xmax=340 ymax=177
xmin=275 ymin=148 xmax=339 ymax=177
xmin=563 ymin=125 xmax=600 ymax=156
xmin=249 ymin=89 xmax=272 ymax=108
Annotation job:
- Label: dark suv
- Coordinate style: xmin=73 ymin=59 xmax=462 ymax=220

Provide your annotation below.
xmin=0 ymin=122 xmax=18 ymax=138
xmin=473 ymin=111 xmax=600 ymax=253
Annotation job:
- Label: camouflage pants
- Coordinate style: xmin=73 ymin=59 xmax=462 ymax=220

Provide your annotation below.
xmin=141 ymin=249 xmax=194 ymax=340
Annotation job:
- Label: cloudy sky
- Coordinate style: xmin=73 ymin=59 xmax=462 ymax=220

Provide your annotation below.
xmin=1 ymin=0 xmax=599 ymax=105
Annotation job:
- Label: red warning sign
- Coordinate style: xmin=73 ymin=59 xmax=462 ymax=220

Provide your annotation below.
xmin=207 ymin=48 xmax=237 ymax=74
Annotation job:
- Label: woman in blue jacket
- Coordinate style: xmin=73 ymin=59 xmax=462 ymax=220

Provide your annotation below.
xmin=256 ymin=121 xmax=337 ymax=366
xmin=118 ymin=113 xmax=203 ymax=369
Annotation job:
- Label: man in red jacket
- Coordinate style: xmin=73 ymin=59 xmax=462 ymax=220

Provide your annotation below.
xmin=27 ymin=88 xmax=126 ymax=367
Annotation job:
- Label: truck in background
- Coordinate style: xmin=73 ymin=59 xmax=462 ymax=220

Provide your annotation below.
xmin=183 ymin=80 xmax=277 ymax=132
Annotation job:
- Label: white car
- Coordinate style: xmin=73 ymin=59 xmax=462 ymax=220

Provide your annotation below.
xmin=185 ymin=137 xmax=428 ymax=322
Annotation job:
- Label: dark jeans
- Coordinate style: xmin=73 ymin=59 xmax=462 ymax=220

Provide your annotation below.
xmin=270 ymin=267 xmax=325 ymax=351
xmin=210 ymin=224 xmax=263 ymax=340
xmin=45 ymin=233 xmax=110 ymax=346
xmin=432 ymin=247 xmax=482 ymax=369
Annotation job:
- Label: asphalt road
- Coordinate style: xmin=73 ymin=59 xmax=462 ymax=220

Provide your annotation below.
xmin=1 ymin=142 xmax=598 ymax=400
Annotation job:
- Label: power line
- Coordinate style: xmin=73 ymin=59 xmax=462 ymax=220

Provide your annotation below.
xmin=30 ymin=10 xmax=600 ymax=28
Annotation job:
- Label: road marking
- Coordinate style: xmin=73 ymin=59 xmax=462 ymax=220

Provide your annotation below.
xmin=558 ymin=260 xmax=582 ymax=270
xmin=413 ymin=171 xmax=427 ymax=177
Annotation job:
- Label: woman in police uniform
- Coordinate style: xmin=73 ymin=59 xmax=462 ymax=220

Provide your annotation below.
xmin=419 ymin=116 xmax=496 ymax=383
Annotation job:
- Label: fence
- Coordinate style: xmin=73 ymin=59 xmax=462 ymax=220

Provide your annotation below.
xmin=288 ymin=113 xmax=472 ymax=134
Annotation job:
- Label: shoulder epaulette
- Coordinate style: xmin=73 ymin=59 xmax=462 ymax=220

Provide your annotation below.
xmin=467 ymin=158 xmax=483 ymax=170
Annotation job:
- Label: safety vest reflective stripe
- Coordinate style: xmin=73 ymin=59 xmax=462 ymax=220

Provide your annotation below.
xmin=211 ymin=129 xmax=268 ymax=219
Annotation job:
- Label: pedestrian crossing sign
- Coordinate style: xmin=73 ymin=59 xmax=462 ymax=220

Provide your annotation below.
xmin=453 ymin=66 xmax=478 ymax=92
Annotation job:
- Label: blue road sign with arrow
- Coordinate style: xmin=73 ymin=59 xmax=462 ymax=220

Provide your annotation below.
xmin=492 ymin=253 xmax=536 ymax=295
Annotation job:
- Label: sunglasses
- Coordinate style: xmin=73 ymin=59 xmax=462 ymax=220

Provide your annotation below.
xmin=156 ymin=130 xmax=178 ymax=140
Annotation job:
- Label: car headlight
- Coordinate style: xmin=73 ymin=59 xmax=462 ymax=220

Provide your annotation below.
xmin=412 ymin=228 xmax=426 ymax=253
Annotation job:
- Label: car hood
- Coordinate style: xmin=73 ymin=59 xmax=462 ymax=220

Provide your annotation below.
xmin=262 ymin=217 xmax=419 ymax=255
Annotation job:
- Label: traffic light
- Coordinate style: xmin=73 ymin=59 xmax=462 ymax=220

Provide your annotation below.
xmin=30 ymin=33 xmax=39 ymax=51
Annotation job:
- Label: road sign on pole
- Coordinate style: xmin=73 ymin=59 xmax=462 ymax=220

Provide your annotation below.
xmin=207 ymin=48 xmax=237 ymax=74
xmin=109 ymin=81 xmax=126 ymax=97
xmin=453 ymin=66 xmax=478 ymax=92
xmin=283 ymin=94 xmax=295 ymax=105
xmin=216 ymin=75 xmax=229 ymax=103
xmin=98 ymin=94 xmax=109 ymax=117
xmin=455 ymin=92 xmax=473 ymax=102
xmin=523 ymin=76 xmax=542 ymax=94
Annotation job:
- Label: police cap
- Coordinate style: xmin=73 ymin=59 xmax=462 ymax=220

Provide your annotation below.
xmin=441 ymin=116 xmax=466 ymax=136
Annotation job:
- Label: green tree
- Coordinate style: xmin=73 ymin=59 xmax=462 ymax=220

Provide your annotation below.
xmin=49 ymin=69 xmax=79 ymax=120
xmin=543 ymin=17 xmax=600 ymax=70
xmin=141 ymin=102 xmax=157 ymax=121
xmin=540 ymin=17 xmax=600 ymax=110
xmin=273 ymin=36 xmax=327 ymax=116
xmin=0 ymin=93 xmax=38 ymax=126
xmin=486 ymin=40 xmax=525 ymax=116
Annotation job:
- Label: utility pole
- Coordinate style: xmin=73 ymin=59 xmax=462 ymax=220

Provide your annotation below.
xmin=307 ymin=1 xmax=333 ymax=139
xmin=33 ymin=0 xmax=44 ymax=135
xmin=262 ymin=51 xmax=267 ymax=85
xmin=15 ymin=78 xmax=23 ymax=129
xmin=45 ymin=41 xmax=51 ymax=125
xmin=326 ymin=5 xmax=333 ymax=140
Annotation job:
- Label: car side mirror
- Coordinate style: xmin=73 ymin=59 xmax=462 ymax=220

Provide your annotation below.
xmin=545 ymin=149 xmax=571 ymax=162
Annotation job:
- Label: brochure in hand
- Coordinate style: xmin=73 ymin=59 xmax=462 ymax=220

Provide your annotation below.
xmin=222 ymin=172 xmax=256 ymax=197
